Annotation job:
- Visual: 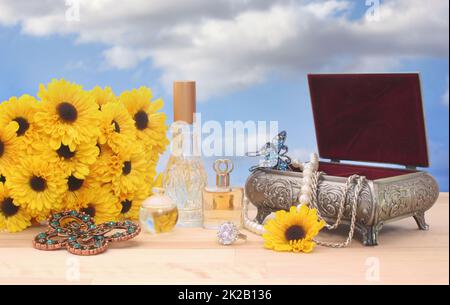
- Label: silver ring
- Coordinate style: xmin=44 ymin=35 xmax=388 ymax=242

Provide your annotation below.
xmin=217 ymin=222 xmax=247 ymax=245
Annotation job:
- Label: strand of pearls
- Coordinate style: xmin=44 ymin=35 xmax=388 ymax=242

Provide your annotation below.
xmin=298 ymin=153 xmax=319 ymax=208
xmin=243 ymin=197 xmax=265 ymax=235
xmin=243 ymin=153 xmax=320 ymax=235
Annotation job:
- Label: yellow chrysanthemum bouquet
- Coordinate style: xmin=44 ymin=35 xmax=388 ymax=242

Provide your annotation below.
xmin=0 ymin=79 xmax=169 ymax=232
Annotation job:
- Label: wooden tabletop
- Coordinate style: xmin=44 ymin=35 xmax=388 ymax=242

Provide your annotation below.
xmin=0 ymin=193 xmax=448 ymax=285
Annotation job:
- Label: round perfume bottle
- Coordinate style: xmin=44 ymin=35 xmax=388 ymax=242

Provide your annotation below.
xmin=139 ymin=187 xmax=178 ymax=233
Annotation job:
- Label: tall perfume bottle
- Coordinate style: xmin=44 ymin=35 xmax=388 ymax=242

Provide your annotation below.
xmin=163 ymin=81 xmax=207 ymax=227
xmin=202 ymin=159 xmax=243 ymax=229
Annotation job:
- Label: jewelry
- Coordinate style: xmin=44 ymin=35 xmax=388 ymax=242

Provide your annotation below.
xmin=305 ymin=172 xmax=366 ymax=248
xmin=247 ymin=131 xmax=293 ymax=171
xmin=33 ymin=210 xmax=140 ymax=255
xmin=217 ymin=222 xmax=247 ymax=245
xmin=243 ymin=153 xmax=319 ymax=235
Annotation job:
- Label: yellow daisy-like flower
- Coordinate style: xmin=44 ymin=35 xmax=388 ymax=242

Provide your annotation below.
xmin=34 ymin=139 xmax=99 ymax=179
xmin=120 ymin=87 xmax=169 ymax=156
xmin=0 ymin=183 xmax=32 ymax=232
xmin=111 ymin=143 xmax=148 ymax=199
xmin=89 ymin=144 xmax=123 ymax=184
xmin=98 ymin=102 xmax=136 ymax=153
xmin=0 ymin=95 xmax=40 ymax=153
xmin=89 ymin=86 xmax=118 ymax=109
xmin=6 ymin=156 xmax=67 ymax=215
xmin=263 ymin=205 xmax=326 ymax=253
xmin=74 ymin=185 xmax=121 ymax=224
xmin=62 ymin=173 xmax=101 ymax=211
xmin=0 ymin=121 xmax=20 ymax=177
xmin=34 ymin=79 xmax=100 ymax=151
xmin=117 ymin=190 xmax=145 ymax=221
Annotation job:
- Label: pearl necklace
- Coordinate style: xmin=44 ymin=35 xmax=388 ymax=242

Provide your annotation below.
xmin=243 ymin=153 xmax=320 ymax=235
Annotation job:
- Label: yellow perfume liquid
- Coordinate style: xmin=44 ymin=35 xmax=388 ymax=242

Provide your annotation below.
xmin=203 ymin=187 xmax=243 ymax=229
xmin=202 ymin=159 xmax=243 ymax=229
xmin=140 ymin=187 xmax=179 ymax=234
xmin=146 ymin=206 xmax=178 ymax=233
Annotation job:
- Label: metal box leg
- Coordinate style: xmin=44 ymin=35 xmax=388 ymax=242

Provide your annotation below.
xmin=413 ymin=211 xmax=429 ymax=231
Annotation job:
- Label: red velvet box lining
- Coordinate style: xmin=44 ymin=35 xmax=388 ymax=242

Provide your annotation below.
xmin=308 ymin=73 xmax=429 ymax=167
xmin=318 ymin=162 xmax=415 ymax=180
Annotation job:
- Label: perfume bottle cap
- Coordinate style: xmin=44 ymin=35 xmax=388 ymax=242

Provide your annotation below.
xmin=214 ymin=159 xmax=234 ymax=190
xmin=142 ymin=187 xmax=175 ymax=208
xmin=173 ymin=81 xmax=196 ymax=124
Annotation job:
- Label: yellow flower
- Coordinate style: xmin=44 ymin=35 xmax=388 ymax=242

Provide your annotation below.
xmin=120 ymin=87 xmax=169 ymax=156
xmin=263 ymin=205 xmax=326 ymax=253
xmin=0 ymin=95 xmax=40 ymax=153
xmin=62 ymin=173 xmax=101 ymax=211
xmin=89 ymin=144 xmax=123 ymax=184
xmin=111 ymin=143 xmax=149 ymax=199
xmin=6 ymin=156 xmax=67 ymax=216
xmin=98 ymin=102 xmax=136 ymax=153
xmin=41 ymin=139 xmax=99 ymax=179
xmin=117 ymin=190 xmax=145 ymax=221
xmin=34 ymin=79 xmax=100 ymax=151
xmin=0 ymin=121 xmax=20 ymax=177
xmin=74 ymin=185 xmax=121 ymax=224
xmin=90 ymin=86 xmax=117 ymax=108
xmin=0 ymin=183 xmax=32 ymax=232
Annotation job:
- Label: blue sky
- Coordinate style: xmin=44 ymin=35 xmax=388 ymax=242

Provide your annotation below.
xmin=0 ymin=0 xmax=448 ymax=190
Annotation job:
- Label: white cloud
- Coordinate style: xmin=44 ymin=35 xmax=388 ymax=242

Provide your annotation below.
xmin=0 ymin=0 xmax=448 ymax=99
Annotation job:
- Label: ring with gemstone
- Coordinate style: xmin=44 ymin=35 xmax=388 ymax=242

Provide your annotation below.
xmin=217 ymin=222 xmax=247 ymax=245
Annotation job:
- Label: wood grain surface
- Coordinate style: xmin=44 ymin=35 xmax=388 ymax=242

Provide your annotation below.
xmin=0 ymin=193 xmax=448 ymax=285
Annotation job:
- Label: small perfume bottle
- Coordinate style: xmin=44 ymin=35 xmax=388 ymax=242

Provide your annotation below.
xmin=163 ymin=81 xmax=207 ymax=227
xmin=202 ymin=159 xmax=243 ymax=229
xmin=139 ymin=187 xmax=178 ymax=233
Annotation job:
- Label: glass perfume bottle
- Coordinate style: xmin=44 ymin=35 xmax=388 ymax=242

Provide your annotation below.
xmin=202 ymin=159 xmax=243 ymax=229
xmin=163 ymin=81 xmax=207 ymax=227
xmin=139 ymin=187 xmax=178 ymax=233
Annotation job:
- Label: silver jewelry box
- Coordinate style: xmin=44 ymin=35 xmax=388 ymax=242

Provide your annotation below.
xmin=245 ymin=73 xmax=440 ymax=246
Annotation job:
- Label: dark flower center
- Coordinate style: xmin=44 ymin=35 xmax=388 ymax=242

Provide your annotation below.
xmin=285 ymin=225 xmax=306 ymax=241
xmin=57 ymin=102 xmax=78 ymax=123
xmin=120 ymin=200 xmax=132 ymax=214
xmin=1 ymin=197 xmax=19 ymax=217
xmin=0 ymin=175 xmax=6 ymax=183
xmin=0 ymin=140 xmax=4 ymax=158
xmin=122 ymin=161 xmax=132 ymax=175
xmin=112 ymin=120 xmax=121 ymax=133
xmin=81 ymin=205 xmax=96 ymax=217
xmin=57 ymin=144 xmax=76 ymax=159
xmin=29 ymin=176 xmax=47 ymax=192
xmin=96 ymin=143 xmax=102 ymax=156
xmin=13 ymin=117 xmax=30 ymax=136
xmin=134 ymin=110 xmax=149 ymax=130
xmin=68 ymin=175 xmax=84 ymax=191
